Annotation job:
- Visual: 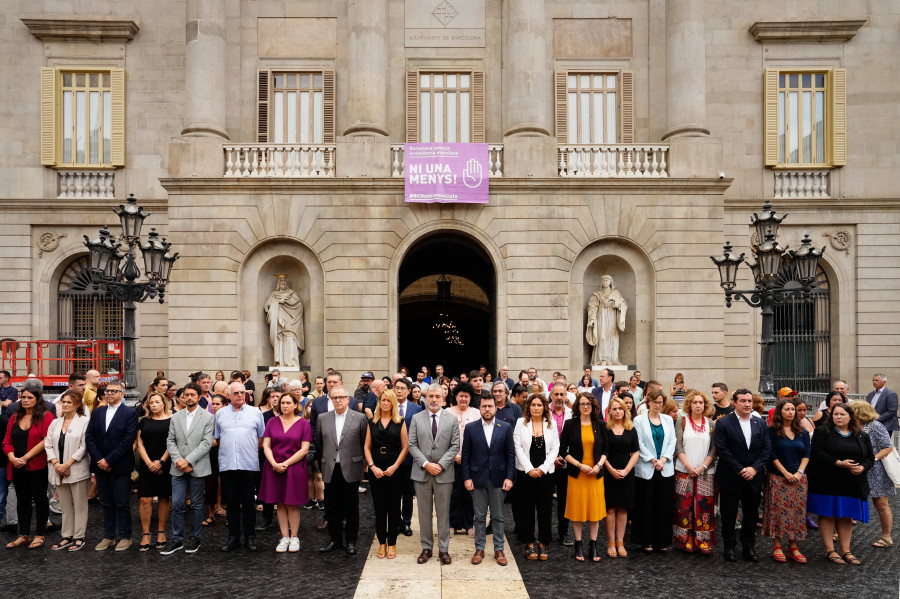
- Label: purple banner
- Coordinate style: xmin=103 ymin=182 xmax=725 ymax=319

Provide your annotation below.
xmin=404 ymin=143 xmax=489 ymax=204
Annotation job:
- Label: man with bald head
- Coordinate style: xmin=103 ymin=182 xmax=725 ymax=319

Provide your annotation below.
xmin=216 ymin=381 xmax=265 ymax=552
xmin=84 ymin=369 xmax=101 ymax=412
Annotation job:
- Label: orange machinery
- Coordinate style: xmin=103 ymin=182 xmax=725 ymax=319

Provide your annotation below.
xmin=1 ymin=339 xmax=123 ymax=390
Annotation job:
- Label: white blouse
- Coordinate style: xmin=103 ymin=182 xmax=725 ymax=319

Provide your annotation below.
xmin=676 ymin=416 xmax=715 ymax=475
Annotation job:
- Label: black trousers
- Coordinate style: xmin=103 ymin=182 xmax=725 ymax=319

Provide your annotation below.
xmin=449 ymin=462 xmax=474 ymax=530
xmin=12 ymin=468 xmax=49 ymax=537
xmin=95 ymin=471 xmax=131 ymax=540
xmin=368 ymin=468 xmax=403 ymax=545
xmin=398 ymin=463 xmax=414 ymax=526
xmin=325 ymin=464 xmax=360 ymax=545
xmin=719 ymin=476 xmax=762 ymax=548
xmin=517 ymin=470 xmax=554 ymax=545
xmin=553 ymin=468 xmax=569 ymax=538
xmin=220 ymin=470 xmax=258 ymax=540
xmin=631 ymin=471 xmax=674 ymax=550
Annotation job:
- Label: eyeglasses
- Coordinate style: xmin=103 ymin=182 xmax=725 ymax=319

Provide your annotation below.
xmin=332 ymin=395 xmax=349 ymax=401
xmin=578 ymin=403 xmax=592 ymax=408
xmin=104 ymin=389 xmax=123 ymax=394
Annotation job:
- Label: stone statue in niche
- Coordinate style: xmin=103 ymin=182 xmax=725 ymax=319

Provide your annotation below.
xmin=585 ymin=274 xmax=628 ymax=365
xmin=264 ymin=273 xmax=305 ymax=368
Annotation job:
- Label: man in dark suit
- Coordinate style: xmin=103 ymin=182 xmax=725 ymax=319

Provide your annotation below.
xmin=393 ymin=377 xmax=422 ymax=536
xmin=462 ymin=394 xmax=516 ymax=566
xmin=316 ymin=385 xmax=368 ymax=555
xmin=714 ymin=388 xmax=771 ymax=562
xmin=867 ymin=373 xmax=899 ymax=435
xmin=85 ymin=379 xmax=139 ymax=551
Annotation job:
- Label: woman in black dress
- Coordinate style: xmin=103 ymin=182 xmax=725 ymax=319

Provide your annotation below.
xmin=603 ymin=396 xmax=639 ymax=558
xmin=137 ymin=393 xmax=172 ymax=551
xmin=363 ymin=389 xmax=408 ymax=560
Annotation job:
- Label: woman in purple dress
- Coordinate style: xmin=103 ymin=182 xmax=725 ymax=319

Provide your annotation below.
xmin=259 ymin=393 xmax=312 ymax=553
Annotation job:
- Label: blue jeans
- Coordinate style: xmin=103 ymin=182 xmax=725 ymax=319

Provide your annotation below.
xmin=171 ymin=474 xmax=206 ymax=543
xmin=0 ymin=468 xmax=8 ymax=524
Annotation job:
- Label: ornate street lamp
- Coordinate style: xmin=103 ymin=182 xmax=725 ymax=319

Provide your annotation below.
xmin=84 ymin=194 xmax=178 ymax=404
xmin=711 ymin=202 xmax=825 ymax=398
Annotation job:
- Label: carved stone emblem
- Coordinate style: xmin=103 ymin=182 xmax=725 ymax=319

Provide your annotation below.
xmin=432 ymin=1 xmax=458 ymax=27
xmin=824 ymin=229 xmax=852 ymax=255
xmin=38 ymin=232 xmax=67 ymax=258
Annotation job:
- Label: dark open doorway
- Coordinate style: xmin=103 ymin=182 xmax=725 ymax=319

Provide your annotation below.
xmin=398 ymin=233 xmax=495 ymax=379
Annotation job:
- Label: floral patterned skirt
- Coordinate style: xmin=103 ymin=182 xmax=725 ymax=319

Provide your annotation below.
xmin=672 ymin=471 xmax=715 ymax=553
xmin=762 ymin=473 xmax=807 ymax=541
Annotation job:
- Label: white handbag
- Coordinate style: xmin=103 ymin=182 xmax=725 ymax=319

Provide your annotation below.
xmin=881 ymin=446 xmax=900 ymax=486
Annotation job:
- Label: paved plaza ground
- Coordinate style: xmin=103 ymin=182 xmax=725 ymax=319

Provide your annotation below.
xmin=0 ymin=488 xmax=897 ymax=598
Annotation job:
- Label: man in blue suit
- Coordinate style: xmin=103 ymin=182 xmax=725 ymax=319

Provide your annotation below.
xmin=393 ymin=377 xmax=422 ymax=536
xmin=85 ymin=379 xmax=139 ymax=551
xmin=462 ymin=394 xmax=515 ymax=566
xmin=714 ymin=389 xmax=771 ymax=563
xmin=867 ymin=373 xmax=899 ymax=436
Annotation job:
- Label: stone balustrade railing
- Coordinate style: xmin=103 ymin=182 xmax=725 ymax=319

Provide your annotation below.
xmin=391 ymin=145 xmax=504 ymax=178
xmin=57 ymin=170 xmax=115 ymax=199
xmin=774 ymin=170 xmax=830 ymax=198
xmin=224 ymin=145 xmax=335 ymax=177
xmin=558 ymin=145 xmax=669 ymax=177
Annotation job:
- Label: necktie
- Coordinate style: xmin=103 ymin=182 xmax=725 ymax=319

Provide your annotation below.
xmin=400 ymin=403 xmax=405 ymax=418
xmin=432 ymin=413 xmax=438 ymax=437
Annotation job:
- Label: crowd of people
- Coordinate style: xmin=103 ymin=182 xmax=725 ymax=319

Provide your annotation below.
xmin=0 ymin=365 xmax=896 ymax=568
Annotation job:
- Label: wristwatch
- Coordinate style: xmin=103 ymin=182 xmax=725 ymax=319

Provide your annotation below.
xmin=368 ymin=462 xmax=374 ymax=468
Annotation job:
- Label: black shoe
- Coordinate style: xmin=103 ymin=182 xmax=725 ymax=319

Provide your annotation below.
xmin=159 ymin=541 xmax=183 ymax=555
xmin=573 ymin=539 xmax=583 ymax=561
xmin=245 ymin=537 xmax=259 ymax=552
xmin=255 ymin=519 xmax=272 ymax=532
xmin=346 ymin=542 xmax=357 ymax=555
xmin=724 ymin=546 xmax=737 ymax=562
xmin=184 ymin=538 xmax=200 ymax=554
xmin=319 ymin=541 xmax=340 ymax=553
xmin=316 ymin=500 xmax=325 ymax=510
xmin=220 ymin=537 xmax=240 ymax=552
xmin=588 ymin=540 xmax=600 ymax=562
xmin=302 ymin=500 xmax=316 ymax=511
xmin=402 ymin=525 xmax=413 ymax=537
xmin=742 ymin=547 xmax=759 ymax=562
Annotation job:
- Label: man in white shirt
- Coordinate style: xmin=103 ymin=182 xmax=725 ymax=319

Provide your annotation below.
xmin=590 ymin=368 xmax=615 ymax=418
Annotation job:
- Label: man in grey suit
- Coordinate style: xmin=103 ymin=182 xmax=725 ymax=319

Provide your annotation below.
xmin=408 ymin=383 xmax=460 ymax=565
xmin=867 ymin=373 xmax=899 ymax=437
xmin=161 ymin=382 xmax=215 ymax=555
xmin=316 ymin=385 xmax=368 ymax=555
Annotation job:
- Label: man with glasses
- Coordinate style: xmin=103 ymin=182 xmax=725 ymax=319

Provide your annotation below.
xmin=85 ymin=379 xmax=139 ymax=551
xmin=393 ymin=377 xmax=421 ymax=536
xmin=215 ymin=381 xmax=265 ymax=552
xmin=316 ymin=385 xmax=367 ymax=554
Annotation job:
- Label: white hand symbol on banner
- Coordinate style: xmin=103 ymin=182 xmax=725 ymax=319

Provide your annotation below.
xmin=463 ymin=159 xmax=483 ymax=189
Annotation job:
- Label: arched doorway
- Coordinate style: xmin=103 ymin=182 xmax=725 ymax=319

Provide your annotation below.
xmin=398 ymin=233 xmax=495 ymax=378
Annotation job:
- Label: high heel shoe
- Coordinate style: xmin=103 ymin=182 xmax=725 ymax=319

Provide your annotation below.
xmin=139 ymin=532 xmax=151 ymax=552
xmin=386 ymin=545 xmax=396 ymax=559
xmin=588 ymin=540 xmax=601 ymax=562
xmin=376 ymin=543 xmax=387 ymax=559
xmin=573 ymin=539 xmax=584 ymax=562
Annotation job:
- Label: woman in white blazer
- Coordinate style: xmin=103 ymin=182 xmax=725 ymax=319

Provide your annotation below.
xmin=44 ymin=391 xmax=91 ymax=552
xmin=631 ymin=389 xmax=676 ymax=552
xmin=514 ymin=394 xmax=560 ymax=561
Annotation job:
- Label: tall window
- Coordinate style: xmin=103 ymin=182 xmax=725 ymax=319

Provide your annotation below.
xmin=406 ymin=70 xmax=484 ymax=143
xmin=764 ymin=68 xmax=846 ymax=168
xmin=41 ymin=67 xmax=126 ymax=167
xmin=555 ymin=70 xmax=633 ymax=144
xmin=257 ymin=69 xmax=334 ymax=144
xmin=773 ymin=265 xmax=831 ymax=393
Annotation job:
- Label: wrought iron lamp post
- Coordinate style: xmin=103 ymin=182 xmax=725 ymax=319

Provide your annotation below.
xmin=710 ymin=202 xmax=824 ymax=398
xmin=83 ymin=194 xmax=178 ymax=404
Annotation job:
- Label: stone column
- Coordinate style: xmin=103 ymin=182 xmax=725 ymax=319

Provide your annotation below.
xmin=663 ymin=0 xmax=709 ymax=139
xmin=343 ymin=0 xmax=389 ymax=137
xmin=503 ymin=0 xmax=550 ymax=137
xmin=181 ymin=0 xmax=228 ymax=139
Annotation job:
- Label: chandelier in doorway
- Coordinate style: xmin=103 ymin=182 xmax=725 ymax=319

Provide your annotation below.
xmin=433 ymin=275 xmax=464 ymax=346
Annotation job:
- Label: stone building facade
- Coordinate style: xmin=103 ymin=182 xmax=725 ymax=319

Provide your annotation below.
xmin=1 ymin=0 xmax=897 ymax=396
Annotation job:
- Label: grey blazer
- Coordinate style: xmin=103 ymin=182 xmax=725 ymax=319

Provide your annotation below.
xmin=316 ymin=410 xmax=368 ymax=484
xmin=408 ymin=409 xmax=460 ymax=484
xmin=166 ymin=407 xmax=215 ymax=478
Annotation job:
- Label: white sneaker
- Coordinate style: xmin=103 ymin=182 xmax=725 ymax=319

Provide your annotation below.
xmin=48 ymin=501 xmax=62 ymax=515
xmin=276 ymin=537 xmax=290 ymax=553
xmin=288 ymin=537 xmax=300 ymax=553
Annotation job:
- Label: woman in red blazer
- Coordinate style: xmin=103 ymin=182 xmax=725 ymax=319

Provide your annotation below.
xmin=3 ymin=387 xmax=54 ymax=549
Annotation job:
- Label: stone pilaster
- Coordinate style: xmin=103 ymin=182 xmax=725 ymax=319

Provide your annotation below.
xmin=663 ymin=0 xmax=709 ymax=139
xmin=503 ymin=0 xmax=550 ymax=138
xmin=181 ymin=0 xmax=228 ymax=139
xmin=343 ymin=0 xmax=389 ymax=138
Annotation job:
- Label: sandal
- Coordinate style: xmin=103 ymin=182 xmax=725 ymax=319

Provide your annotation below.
xmin=825 ymin=550 xmax=845 ymax=565
xmin=607 ymin=540 xmax=617 ymax=558
xmin=616 ymin=542 xmax=628 ymax=558
xmin=788 ymin=547 xmax=807 ymax=564
xmin=386 ymin=545 xmax=396 ymax=559
xmin=6 ymin=535 xmax=31 ymax=549
xmin=841 ymin=552 xmax=860 ymax=565
xmin=376 ymin=543 xmax=387 ymax=559
xmin=202 ymin=515 xmax=216 ymax=527
xmin=538 ymin=543 xmax=548 ymax=561
xmin=27 ymin=536 xmax=45 ymax=550
xmin=52 ymin=537 xmax=74 ymax=551
xmin=139 ymin=532 xmax=151 ymax=551
xmin=215 ymin=506 xmax=227 ymax=516
xmin=772 ymin=547 xmax=786 ymax=562
xmin=69 ymin=538 xmax=86 ymax=552
xmin=155 ymin=530 xmax=166 ymax=550
xmin=873 ymin=537 xmax=893 ymax=548
xmin=525 ymin=544 xmax=537 ymax=560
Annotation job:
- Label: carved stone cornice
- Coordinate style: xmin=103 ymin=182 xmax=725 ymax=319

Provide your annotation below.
xmin=748 ymin=20 xmax=867 ymax=43
xmin=21 ymin=17 xmax=140 ymax=43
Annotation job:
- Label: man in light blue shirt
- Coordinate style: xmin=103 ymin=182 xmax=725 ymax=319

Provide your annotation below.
xmin=215 ymin=381 xmax=265 ymax=552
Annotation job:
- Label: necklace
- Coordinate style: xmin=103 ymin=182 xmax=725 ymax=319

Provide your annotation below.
xmin=689 ymin=416 xmax=705 ymax=433
xmin=836 ymin=428 xmax=851 ymax=437
xmin=532 ymin=420 xmax=544 ymax=449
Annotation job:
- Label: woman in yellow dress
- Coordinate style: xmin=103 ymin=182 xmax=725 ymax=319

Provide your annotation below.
xmin=560 ymin=392 xmax=608 ymax=562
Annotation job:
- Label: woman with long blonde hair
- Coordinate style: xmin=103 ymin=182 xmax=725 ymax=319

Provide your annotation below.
xmin=603 ymin=396 xmax=639 ymax=558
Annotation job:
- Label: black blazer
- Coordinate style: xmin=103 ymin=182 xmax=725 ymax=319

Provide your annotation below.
xmin=85 ymin=404 xmax=139 ymax=475
xmin=559 ymin=417 xmax=606 ymax=479
xmin=713 ymin=412 xmax=770 ymax=489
